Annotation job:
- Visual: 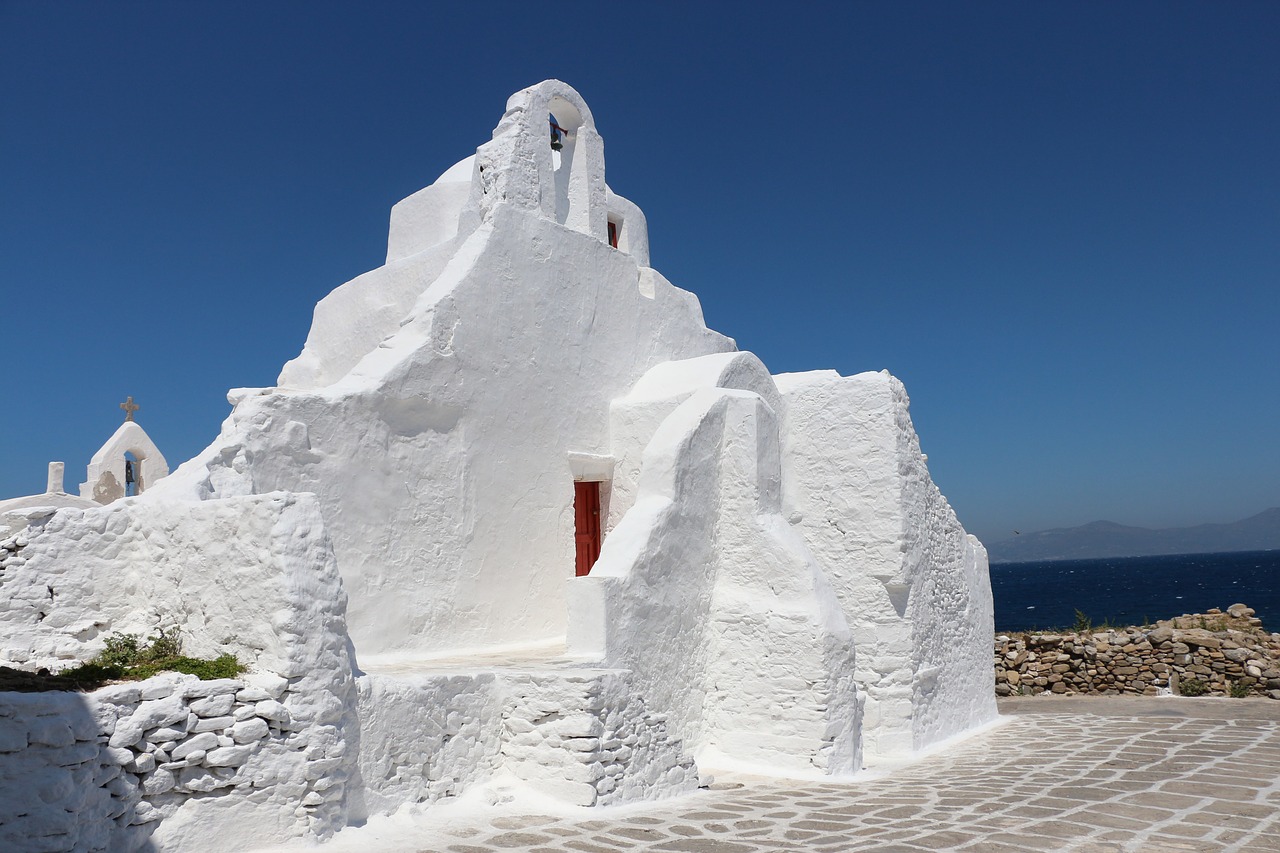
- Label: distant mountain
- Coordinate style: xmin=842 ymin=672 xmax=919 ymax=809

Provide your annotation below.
xmin=986 ymin=508 xmax=1280 ymax=563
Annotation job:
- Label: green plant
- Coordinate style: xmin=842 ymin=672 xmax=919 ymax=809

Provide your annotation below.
xmin=56 ymin=628 xmax=244 ymax=689
xmin=56 ymin=661 xmax=128 ymax=686
xmin=130 ymin=654 xmax=244 ymax=681
xmin=1228 ymin=681 xmax=1252 ymax=699
xmin=98 ymin=633 xmax=142 ymax=668
xmin=1072 ymin=610 xmax=1093 ymax=633
xmin=146 ymin=626 xmax=183 ymax=660
xmin=1179 ymin=678 xmax=1209 ymax=697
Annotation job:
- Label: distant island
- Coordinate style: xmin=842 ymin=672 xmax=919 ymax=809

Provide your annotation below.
xmin=986 ymin=508 xmax=1280 ymax=563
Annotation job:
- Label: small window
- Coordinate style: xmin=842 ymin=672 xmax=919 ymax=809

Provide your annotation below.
xmin=607 ymin=219 xmax=620 ymax=249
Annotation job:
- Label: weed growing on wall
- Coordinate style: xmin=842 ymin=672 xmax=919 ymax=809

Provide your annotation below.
xmin=58 ymin=628 xmax=243 ymax=688
xmin=1178 ymin=678 xmax=1209 ymax=697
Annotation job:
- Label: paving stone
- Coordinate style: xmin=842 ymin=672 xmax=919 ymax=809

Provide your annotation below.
xmin=562 ymin=840 xmax=625 ymax=852
xmin=246 ymin=697 xmax=1280 ymax=853
xmin=982 ymin=834 xmax=1066 ymax=851
xmin=908 ymin=830 xmax=979 ymax=849
xmin=1162 ymin=823 xmax=1214 ymax=839
xmin=650 ymin=840 xmax=758 ymax=852
xmin=607 ymin=826 xmax=666 ymax=842
xmin=1027 ymin=820 xmax=1092 ymax=840
xmin=486 ymin=833 xmax=554 ymax=848
xmin=1119 ymin=791 xmax=1204 ymax=809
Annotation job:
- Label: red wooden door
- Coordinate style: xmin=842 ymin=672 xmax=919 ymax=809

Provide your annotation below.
xmin=574 ymin=481 xmax=601 ymax=576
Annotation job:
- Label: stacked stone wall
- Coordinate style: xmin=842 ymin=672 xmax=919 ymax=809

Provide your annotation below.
xmin=500 ymin=670 xmax=699 ymax=807
xmin=995 ymin=605 xmax=1280 ymax=700
xmin=0 ymin=670 xmax=352 ymax=853
xmin=351 ymin=672 xmax=504 ymax=819
xmin=353 ymin=666 xmax=700 ymax=817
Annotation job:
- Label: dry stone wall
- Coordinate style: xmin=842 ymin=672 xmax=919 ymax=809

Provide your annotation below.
xmin=352 ymin=672 xmax=504 ymax=819
xmin=353 ymin=666 xmax=700 ymax=817
xmin=0 ymin=670 xmax=352 ymax=853
xmin=0 ymin=689 xmax=143 ymax=853
xmin=995 ymin=605 xmax=1280 ymax=699
xmin=500 ymin=670 xmax=699 ymax=807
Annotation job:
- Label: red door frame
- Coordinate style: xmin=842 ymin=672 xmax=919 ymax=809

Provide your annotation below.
xmin=574 ymin=480 xmax=602 ymax=576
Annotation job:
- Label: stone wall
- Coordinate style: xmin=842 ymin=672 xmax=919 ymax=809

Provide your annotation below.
xmin=995 ymin=605 xmax=1280 ymax=699
xmin=0 ymin=688 xmax=146 ymax=853
xmin=0 ymin=492 xmax=359 ymax=850
xmin=353 ymin=666 xmax=699 ymax=815
xmin=0 ymin=670 xmax=351 ymax=853
xmin=351 ymin=672 xmax=504 ymax=819
xmin=500 ymin=670 xmax=699 ymax=807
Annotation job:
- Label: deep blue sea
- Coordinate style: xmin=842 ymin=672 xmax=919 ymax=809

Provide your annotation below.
xmin=989 ymin=550 xmax=1280 ymax=633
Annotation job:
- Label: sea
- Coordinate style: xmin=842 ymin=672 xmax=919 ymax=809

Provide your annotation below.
xmin=989 ymin=550 xmax=1280 ymax=634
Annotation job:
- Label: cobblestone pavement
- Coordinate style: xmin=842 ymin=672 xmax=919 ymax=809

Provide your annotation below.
xmin=265 ymin=697 xmax=1280 ymax=853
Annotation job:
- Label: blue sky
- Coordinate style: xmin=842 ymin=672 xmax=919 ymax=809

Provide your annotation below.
xmin=2 ymin=2 xmax=1277 ymax=545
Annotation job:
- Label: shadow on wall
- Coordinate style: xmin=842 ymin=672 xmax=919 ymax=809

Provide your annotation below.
xmin=0 ymin=689 xmax=159 ymax=852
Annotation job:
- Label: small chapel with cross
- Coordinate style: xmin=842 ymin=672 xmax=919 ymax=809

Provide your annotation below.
xmin=0 ymin=397 xmax=171 ymax=535
xmin=80 ymin=396 xmax=169 ymax=503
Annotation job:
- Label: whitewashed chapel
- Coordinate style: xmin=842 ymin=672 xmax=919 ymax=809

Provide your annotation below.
xmin=0 ymin=397 xmax=169 ymax=537
xmin=0 ymin=81 xmax=994 ymax=852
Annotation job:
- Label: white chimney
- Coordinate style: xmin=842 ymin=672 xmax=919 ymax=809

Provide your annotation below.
xmin=47 ymin=461 xmax=65 ymax=494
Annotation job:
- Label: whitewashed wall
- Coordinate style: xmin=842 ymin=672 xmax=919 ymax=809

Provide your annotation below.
xmin=0 ymin=494 xmax=359 ymax=850
xmin=777 ymin=370 xmax=997 ymax=755
xmin=572 ymin=387 xmax=861 ymax=775
xmin=153 ymin=80 xmax=734 ymax=659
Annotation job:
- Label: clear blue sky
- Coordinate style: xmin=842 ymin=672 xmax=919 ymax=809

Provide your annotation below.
xmin=3 ymin=2 xmax=1277 ymax=545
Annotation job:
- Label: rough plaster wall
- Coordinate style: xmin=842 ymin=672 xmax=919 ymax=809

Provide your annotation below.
xmin=277 ymin=236 xmax=466 ymax=391
xmin=159 ymin=199 xmax=732 ymax=658
xmin=385 ymin=164 xmax=473 ymax=262
xmin=776 ymin=370 xmax=995 ymax=756
xmin=776 ymin=370 xmax=915 ymax=756
xmin=500 ymin=671 xmax=699 ymax=807
xmin=346 ymin=667 xmax=699 ymax=817
xmin=0 ymin=494 xmax=346 ymax=674
xmin=351 ymin=673 xmax=503 ymax=819
xmin=573 ymin=389 xmax=859 ymax=774
xmin=1 ymin=671 xmax=356 ymax=853
xmin=589 ymin=672 xmax=700 ymax=805
xmin=697 ymin=392 xmax=860 ymax=774
xmin=0 ymin=690 xmax=153 ymax=853
xmin=607 ymin=352 xmax=778 ymax=535
xmin=891 ymin=378 xmax=997 ymax=748
xmin=568 ymin=393 xmax=725 ymax=749
xmin=0 ymin=494 xmax=359 ymax=848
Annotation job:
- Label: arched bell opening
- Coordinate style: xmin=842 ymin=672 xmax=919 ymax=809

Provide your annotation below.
xmin=123 ymin=450 xmax=140 ymax=497
xmin=547 ymin=95 xmax=586 ymax=229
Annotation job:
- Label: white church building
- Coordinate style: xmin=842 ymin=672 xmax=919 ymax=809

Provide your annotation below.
xmin=0 ymin=81 xmax=994 ymax=852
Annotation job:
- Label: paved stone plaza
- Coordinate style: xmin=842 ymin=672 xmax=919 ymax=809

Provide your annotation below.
xmin=258 ymin=697 xmax=1280 ymax=853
